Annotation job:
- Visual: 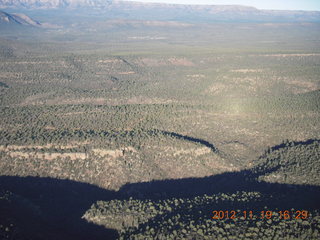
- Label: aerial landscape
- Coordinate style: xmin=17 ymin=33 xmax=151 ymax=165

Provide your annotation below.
xmin=0 ymin=0 xmax=320 ymax=239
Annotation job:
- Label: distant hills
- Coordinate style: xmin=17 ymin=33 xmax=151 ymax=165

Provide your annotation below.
xmin=0 ymin=10 xmax=41 ymax=26
xmin=0 ymin=10 xmax=60 ymax=28
xmin=0 ymin=0 xmax=320 ymax=23
xmin=0 ymin=0 xmax=113 ymax=9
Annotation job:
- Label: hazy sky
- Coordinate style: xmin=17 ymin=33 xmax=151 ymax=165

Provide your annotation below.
xmin=126 ymin=0 xmax=320 ymax=11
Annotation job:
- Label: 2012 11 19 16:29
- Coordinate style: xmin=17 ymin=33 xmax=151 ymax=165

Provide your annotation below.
xmin=212 ymin=210 xmax=309 ymax=220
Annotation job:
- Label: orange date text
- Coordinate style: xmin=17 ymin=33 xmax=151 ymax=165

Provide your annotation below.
xmin=212 ymin=210 xmax=308 ymax=220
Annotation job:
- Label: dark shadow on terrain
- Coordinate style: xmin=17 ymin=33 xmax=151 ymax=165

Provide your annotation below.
xmin=1 ymin=139 xmax=319 ymax=239
xmin=119 ymin=169 xmax=320 ymax=210
xmin=1 ymin=169 xmax=320 ymax=239
xmin=163 ymin=131 xmax=218 ymax=152
xmin=0 ymin=176 xmax=120 ymax=240
xmin=0 ymin=82 xmax=9 ymax=88
xmin=151 ymin=129 xmax=219 ymax=153
xmin=118 ymin=150 xmax=320 ymax=238
xmin=117 ymin=57 xmax=138 ymax=72
xmin=266 ymin=139 xmax=320 ymax=153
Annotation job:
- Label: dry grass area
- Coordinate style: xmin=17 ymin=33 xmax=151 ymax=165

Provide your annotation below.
xmin=126 ymin=96 xmax=175 ymax=105
xmin=187 ymin=74 xmax=205 ymax=78
xmin=21 ymin=92 xmax=55 ymax=106
xmin=0 ymin=143 xmax=90 ymax=161
xmin=97 ymin=59 xmax=122 ymax=64
xmin=92 ymin=147 xmax=137 ymax=158
xmin=0 ymin=61 xmax=53 ymax=65
xmin=165 ymin=146 xmax=212 ymax=157
xmin=47 ymin=97 xmax=107 ymax=105
xmin=0 ymin=72 xmax=23 ymax=78
xmin=0 ymin=143 xmax=87 ymax=151
xmin=257 ymin=53 xmax=320 ymax=57
xmin=231 ymin=69 xmax=263 ymax=73
xmin=283 ymin=79 xmax=318 ymax=94
xmin=206 ymin=82 xmax=228 ymax=94
xmin=118 ymin=71 xmax=135 ymax=75
xmin=232 ymin=77 xmax=259 ymax=85
xmin=168 ymin=57 xmax=194 ymax=66
xmin=136 ymin=57 xmax=194 ymax=67
xmin=7 ymin=151 xmax=87 ymax=160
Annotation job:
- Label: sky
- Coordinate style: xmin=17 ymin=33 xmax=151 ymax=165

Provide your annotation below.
xmin=125 ymin=0 xmax=320 ymax=11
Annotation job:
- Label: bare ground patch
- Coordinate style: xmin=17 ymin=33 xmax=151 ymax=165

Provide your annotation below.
xmin=118 ymin=71 xmax=135 ymax=75
xmin=97 ymin=59 xmax=122 ymax=64
xmin=206 ymin=83 xmax=228 ymax=94
xmin=283 ymin=79 xmax=319 ymax=94
xmin=168 ymin=57 xmax=194 ymax=66
xmin=0 ymin=142 xmax=89 ymax=151
xmin=45 ymin=97 xmax=106 ymax=105
xmin=7 ymin=151 xmax=87 ymax=160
